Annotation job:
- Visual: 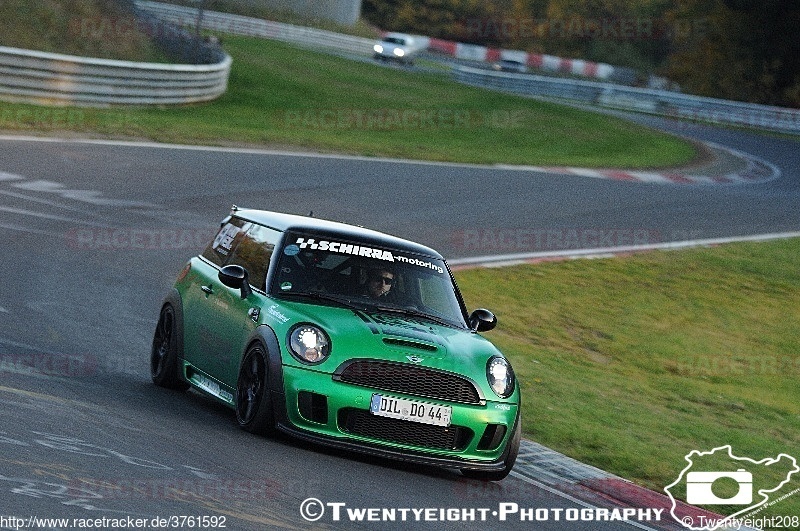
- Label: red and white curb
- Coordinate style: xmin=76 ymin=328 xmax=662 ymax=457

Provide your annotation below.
xmin=419 ymin=36 xmax=617 ymax=80
xmin=510 ymin=440 xmax=757 ymax=531
xmin=494 ymin=142 xmax=781 ymax=185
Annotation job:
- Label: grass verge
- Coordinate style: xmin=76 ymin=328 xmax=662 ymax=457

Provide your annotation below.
xmin=0 ymin=35 xmax=696 ymax=168
xmin=455 ymin=238 xmax=800 ymax=523
xmin=0 ymin=0 xmax=167 ymax=62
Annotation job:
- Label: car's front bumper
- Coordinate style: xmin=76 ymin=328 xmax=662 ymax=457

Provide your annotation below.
xmin=271 ymin=364 xmax=519 ymax=471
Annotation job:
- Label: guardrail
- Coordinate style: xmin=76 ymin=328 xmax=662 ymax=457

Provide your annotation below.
xmin=135 ymin=0 xmax=375 ymax=56
xmin=454 ymin=66 xmax=800 ymax=135
xmin=0 ymin=46 xmax=231 ymax=106
xmin=0 ymin=3 xmax=231 ymax=106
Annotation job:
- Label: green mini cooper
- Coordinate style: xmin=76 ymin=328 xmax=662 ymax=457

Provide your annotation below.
xmin=151 ymin=207 xmax=520 ymax=480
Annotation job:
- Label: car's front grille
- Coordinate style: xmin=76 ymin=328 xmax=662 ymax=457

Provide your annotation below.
xmin=334 ymin=360 xmax=483 ymax=405
xmin=338 ymin=408 xmax=473 ymax=451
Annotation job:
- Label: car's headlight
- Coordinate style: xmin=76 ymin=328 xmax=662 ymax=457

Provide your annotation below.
xmin=374 ymin=44 xmax=383 ymax=53
xmin=288 ymin=324 xmax=331 ymax=364
xmin=393 ymin=48 xmax=405 ymax=57
xmin=487 ymin=356 xmax=515 ymax=398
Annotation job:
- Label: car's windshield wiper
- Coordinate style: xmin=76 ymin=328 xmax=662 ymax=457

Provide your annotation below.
xmin=372 ymin=305 xmax=456 ymax=328
xmin=277 ymin=291 xmax=367 ymax=311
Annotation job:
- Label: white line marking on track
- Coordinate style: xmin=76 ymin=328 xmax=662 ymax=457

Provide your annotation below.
xmin=9 ymin=180 xmax=157 ymax=208
xmin=0 ymin=189 xmax=104 ymax=215
xmin=0 ymin=172 xmax=24 ymax=182
xmin=449 ymin=231 xmax=800 ymax=267
xmin=0 ymin=222 xmax=60 ymax=237
xmin=0 ymin=205 xmax=112 ymax=227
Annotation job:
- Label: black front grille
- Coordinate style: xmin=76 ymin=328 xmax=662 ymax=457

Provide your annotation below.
xmin=334 ymin=360 xmax=483 ymax=405
xmin=338 ymin=408 xmax=473 ymax=451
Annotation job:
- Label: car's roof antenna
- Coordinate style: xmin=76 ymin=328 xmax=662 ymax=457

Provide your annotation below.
xmin=308 ymin=210 xmax=314 ymax=217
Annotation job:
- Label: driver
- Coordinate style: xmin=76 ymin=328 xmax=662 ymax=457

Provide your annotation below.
xmin=363 ymin=267 xmax=395 ymax=299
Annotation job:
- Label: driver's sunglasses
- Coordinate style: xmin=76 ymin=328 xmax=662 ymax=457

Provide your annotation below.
xmin=372 ymin=275 xmax=394 ymax=285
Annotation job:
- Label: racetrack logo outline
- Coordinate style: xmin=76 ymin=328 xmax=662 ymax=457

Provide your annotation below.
xmin=664 ymin=445 xmax=799 ymax=530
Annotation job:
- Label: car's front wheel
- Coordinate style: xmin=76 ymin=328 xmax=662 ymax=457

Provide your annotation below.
xmin=236 ymin=343 xmax=276 ymax=436
xmin=150 ymin=304 xmax=189 ymax=390
xmin=461 ymin=417 xmax=521 ymax=481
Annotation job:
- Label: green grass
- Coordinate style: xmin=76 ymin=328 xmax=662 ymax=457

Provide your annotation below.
xmin=0 ymin=0 xmax=167 ymax=62
xmin=0 ymin=35 xmax=696 ymax=168
xmin=455 ymin=239 xmax=800 ymax=524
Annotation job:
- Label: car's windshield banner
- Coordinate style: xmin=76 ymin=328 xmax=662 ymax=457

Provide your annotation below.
xmin=288 ymin=237 xmax=444 ymax=274
xmin=293 ymin=237 xmax=394 ymax=261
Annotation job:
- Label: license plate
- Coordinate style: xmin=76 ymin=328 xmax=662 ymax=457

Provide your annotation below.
xmin=369 ymin=394 xmax=452 ymax=427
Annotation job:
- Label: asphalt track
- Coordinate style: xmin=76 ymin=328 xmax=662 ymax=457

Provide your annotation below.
xmin=0 ymin=116 xmax=797 ymax=530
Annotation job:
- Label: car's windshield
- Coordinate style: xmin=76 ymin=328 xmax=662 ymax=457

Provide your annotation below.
xmin=270 ymin=232 xmax=467 ymax=328
xmin=382 ymin=37 xmax=406 ymax=45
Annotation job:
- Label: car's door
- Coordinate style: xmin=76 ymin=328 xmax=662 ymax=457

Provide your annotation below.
xmin=211 ymin=222 xmax=280 ymax=387
xmin=182 ymin=218 xmax=249 ymax=389
xmin=182 ymin=220 xmax=279 ymax=390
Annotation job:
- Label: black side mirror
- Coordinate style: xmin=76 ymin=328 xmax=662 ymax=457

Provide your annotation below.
xmin=469 ymin=308 xmax=497 ymax=332
xmin=219 ymin=265 xmax=252 ymax=299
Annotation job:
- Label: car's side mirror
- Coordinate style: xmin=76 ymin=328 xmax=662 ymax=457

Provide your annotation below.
xmin=219 ymin=264 xmax=252 ymax=299
xmin=469 ymin=308 xmax=497 ymax=332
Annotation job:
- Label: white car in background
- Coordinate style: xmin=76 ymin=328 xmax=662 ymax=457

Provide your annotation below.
xmin=373 ymin=33 xmax=417 ymax=65
xmin=492 ymin=59 xmax=528 ymax=74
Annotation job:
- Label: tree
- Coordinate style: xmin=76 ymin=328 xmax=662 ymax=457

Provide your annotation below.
xmin=664 ymin=0 xmax=800 ymax=106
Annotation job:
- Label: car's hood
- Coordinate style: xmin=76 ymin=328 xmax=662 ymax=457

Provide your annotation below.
xmin=263 ymin=299 xmax=502 ymax=378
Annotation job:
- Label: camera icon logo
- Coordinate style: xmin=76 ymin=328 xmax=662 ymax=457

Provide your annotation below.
xmin=685 ymin=469 xmax=752 ymax=505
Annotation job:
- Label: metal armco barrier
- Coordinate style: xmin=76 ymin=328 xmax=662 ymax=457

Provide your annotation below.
xmin=135 ymin=0 xmax=375 ymax=56
xmin=0 ymin=45 xmax=231 ymax=106
xmin=454 ymin=66 xmax=800 ymax=135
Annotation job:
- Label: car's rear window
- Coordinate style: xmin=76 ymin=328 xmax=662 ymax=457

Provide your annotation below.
xmin=202 ymin=218 xmax=281 ymax=290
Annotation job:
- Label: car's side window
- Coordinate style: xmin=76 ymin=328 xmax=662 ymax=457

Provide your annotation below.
xmin=202 ymin=218 xmax=250 ymax=267
xmin=225 ymin=224 xmax=281 ymax=291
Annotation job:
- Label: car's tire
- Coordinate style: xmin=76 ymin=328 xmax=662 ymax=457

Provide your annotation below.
xmin=461 ymin=417 xmax=521 ymax=481
xmin=236 ymin=343 xmax=276 ymax=436
xmin=150 ymin=304 xmax=190 ymax=390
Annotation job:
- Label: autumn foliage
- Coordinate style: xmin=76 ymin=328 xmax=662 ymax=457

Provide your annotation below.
xmin=363 ymin=0 xmax=800 ymax=107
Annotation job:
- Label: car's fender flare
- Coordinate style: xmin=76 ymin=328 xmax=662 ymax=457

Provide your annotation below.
xmin=244 ymin=325 xmax=287 ymax=424
xmin=160 ymin=289 xmax=185 ymax=362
